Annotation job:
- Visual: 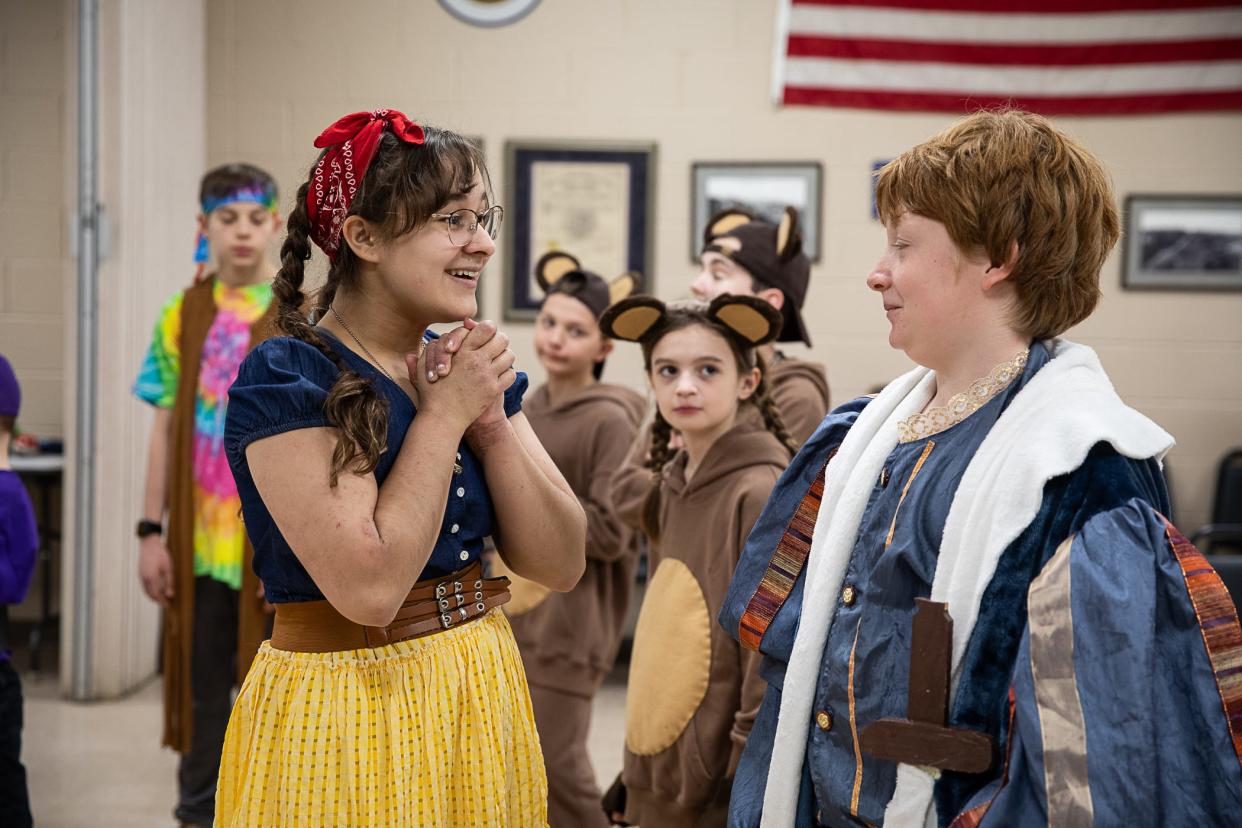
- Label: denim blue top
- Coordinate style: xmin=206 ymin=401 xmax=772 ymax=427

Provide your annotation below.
xmin=804 ymin=342 xmax=1048 ymax=826
xmin=224 ymin=333 xmax=527 ymax=603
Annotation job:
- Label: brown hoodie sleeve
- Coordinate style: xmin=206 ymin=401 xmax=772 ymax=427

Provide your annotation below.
xmin=611 ymin=420 xmax=657 ymax=533
xmin=727 ymin=473 xmax=782 ymax=776
xmin=771 ymin=362 xmax=831 ymax=445
xmin=582 ymin=404 xmax=642 ymax=562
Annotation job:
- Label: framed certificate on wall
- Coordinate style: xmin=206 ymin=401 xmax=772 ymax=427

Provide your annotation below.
xmin=504 ymin=141 xmax=656 ymax=321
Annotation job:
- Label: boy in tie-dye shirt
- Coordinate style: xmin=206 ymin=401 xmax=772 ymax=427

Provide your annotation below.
xmin=133 ymin=163 xmax=282 ymax=828
xmin=135 ymin=278 xmax=271 ymax=588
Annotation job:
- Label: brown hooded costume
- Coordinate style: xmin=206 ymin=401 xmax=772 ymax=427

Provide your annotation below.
xmin=767 ymin=354 xmax=831 ymax=444
xmin=610 ymin=208 xmax=830 ymax=532
xmin=601 ymin=295 xmax=793 ymax=827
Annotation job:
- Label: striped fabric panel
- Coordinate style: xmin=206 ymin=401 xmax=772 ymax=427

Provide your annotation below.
xmin=949 ymin=687 xmax=1018 ymax=828
xmin=738 ymin=451 xmax=836 ymax=651
xmin=1165 ymin=518 xmax=1242 ymax=769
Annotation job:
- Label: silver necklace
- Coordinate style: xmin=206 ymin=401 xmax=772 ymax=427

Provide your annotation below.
xmin=330 ymin=308 xmax=460 ymax=474
xmin=330 ymin=307 xmax=398 ymax=383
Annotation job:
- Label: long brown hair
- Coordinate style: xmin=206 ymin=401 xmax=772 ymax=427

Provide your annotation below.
xmin=638 ymin=305 xmax=797 ymax=542
xmin=274 ymin=127 xmax=487 ymax=485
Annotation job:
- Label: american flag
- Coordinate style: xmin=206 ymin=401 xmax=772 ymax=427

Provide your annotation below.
xmin=775 ymin=0 xmax=1242 ymax=115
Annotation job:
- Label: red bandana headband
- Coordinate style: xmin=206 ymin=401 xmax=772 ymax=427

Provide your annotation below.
xmin=307 ymin=108 xmax=425 ymax=260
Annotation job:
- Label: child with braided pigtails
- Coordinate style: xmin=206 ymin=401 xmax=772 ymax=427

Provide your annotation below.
xmin=599 ymin=295 xmax=795 ymax=827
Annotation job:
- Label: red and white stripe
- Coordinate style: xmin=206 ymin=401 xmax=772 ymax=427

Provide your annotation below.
xmin=775 ymin=0 xmax=1242 ymax=115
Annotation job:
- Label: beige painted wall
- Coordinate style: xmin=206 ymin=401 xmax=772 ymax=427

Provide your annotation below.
xmin=0 ymin=0 xmax=71 ymax=439
xmin=207 ymin=0 xmax=1242 ymax=532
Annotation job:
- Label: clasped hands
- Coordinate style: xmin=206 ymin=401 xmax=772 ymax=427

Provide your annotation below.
xmin=408 ymin=318 xmax=516 ymax=442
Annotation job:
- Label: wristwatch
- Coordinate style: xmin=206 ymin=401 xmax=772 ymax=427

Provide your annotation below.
xmin=135 ymin=518 xmax=163 ymax=539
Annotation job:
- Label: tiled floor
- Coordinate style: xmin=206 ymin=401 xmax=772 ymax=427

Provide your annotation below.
xmin=19 ymin=666 xmax=629 ymax=827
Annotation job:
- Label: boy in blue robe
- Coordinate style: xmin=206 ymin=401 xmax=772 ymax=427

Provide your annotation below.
xmin=720 ymin=109 xmax=1242 ymax=827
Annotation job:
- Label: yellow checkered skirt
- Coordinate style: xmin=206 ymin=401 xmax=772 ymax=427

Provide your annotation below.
xmin=215 ymin=608 xmax=548 ymax=827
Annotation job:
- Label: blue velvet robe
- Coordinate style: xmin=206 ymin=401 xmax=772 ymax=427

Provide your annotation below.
xmin=719 ymin=348 xmax=1242 ymax=827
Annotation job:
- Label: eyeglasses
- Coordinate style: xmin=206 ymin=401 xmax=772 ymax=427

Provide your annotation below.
xmin=430 ymin=205 xmax=504 ymax=247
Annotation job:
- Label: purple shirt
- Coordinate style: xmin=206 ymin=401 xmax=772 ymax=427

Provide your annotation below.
xmin=0 ymin=470 xmax=38 ymax=661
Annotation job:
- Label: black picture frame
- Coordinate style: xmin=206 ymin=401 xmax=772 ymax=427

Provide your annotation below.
xmin=690 ymin=162 xmax=823 ymax=262
xmin=504 ymin=141 xmax=656 ymax=321
xmin=1122 ymin=194 xmax=1242 ymax=291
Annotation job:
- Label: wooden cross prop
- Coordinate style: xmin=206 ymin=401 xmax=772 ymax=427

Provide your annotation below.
xmin=858 ymin=598 xmax=994 ymax=774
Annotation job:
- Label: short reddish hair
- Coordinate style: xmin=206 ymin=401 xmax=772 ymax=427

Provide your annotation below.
xmin=875 ymin=109 xmax=1120 ymax=339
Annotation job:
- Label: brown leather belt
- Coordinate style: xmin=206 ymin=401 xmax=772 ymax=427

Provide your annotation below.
xmin=270 ymin=561 xmax=511 ymax=653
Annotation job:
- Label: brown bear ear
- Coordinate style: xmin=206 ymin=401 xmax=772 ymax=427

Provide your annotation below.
xmin=599 ymin=295 xmax=667 ymax=343
xmin=776 ymin=206 xmax=803 ymax=263
xmin=708 ymin=294 xmax=783 ymax=346
xmin=703 ymin=207 xmax=757 ymax=247
xmin=534 ymin=250 xmax=581 ymax=292
xmin=609 ymin=271 xmax=642 ymax=305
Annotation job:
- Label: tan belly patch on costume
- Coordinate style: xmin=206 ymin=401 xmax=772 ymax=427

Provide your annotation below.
xmin=625 ymin=557 xmax=712 ymax=755
xmin=490 ymin=555 xmax=550 ymax=616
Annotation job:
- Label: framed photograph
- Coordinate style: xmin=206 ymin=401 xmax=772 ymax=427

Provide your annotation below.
xmin=691 ymin=162 xmax=823 ymax=262
xmin=504 ymin=141 xmax=656 ymax=321
xmin=1122 ymin=195 xmax=1242 ymax=291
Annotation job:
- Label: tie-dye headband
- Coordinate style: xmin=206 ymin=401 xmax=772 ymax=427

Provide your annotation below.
xmin=193 ymin=185 xmax=280 ymax=276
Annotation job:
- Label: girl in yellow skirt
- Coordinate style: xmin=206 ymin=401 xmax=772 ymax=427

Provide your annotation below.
xmin=218 ymin=109 xmax=586 ymax=827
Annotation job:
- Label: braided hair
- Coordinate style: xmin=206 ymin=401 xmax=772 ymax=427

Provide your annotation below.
xmin=637 ymin=304 xmax=796 ymax=542
xmin=272 ymin=127 xmax=487 ymax=486
xmin=754 ymin=353 xmax=799 ymax=455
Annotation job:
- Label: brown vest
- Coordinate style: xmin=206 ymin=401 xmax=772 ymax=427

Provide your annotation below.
xmin=162 ymin=276 xmax=275 ymax=753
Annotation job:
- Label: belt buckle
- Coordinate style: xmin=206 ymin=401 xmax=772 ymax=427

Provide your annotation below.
xmin=438 ymin=593 xmax=468 ymax=611
xmin=436 ymin=572 xmax=476 ymax=629
xmin=440 ymin=606 xmax=470 ymax=630
xmin=435 ymin=578 xmax=464 ymax=600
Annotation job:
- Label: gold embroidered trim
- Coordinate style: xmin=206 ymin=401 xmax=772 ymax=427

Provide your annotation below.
xmin=885 ymin=440 xmax=936 ymax=549
xmin=848 ymin=620 xmax=865 ymax=816
xmin=898 ymin=349 xmax=1029 ymax=443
